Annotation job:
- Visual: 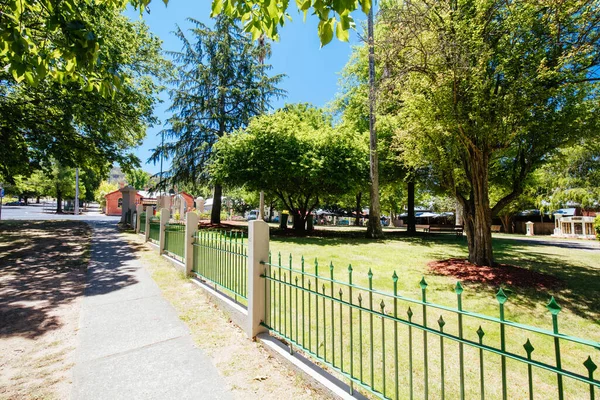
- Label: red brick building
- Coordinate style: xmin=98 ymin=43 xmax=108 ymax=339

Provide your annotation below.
xmin=105 ymin=189 xmax=143 ymax=216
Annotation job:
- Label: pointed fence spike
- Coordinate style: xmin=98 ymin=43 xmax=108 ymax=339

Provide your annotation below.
xmin=419 ymin=276 xmax=428 ymax=290
xmin=295 ymin=276 xmax=299 ymax=284
xmin=496 ymin=288 xmax=508 ymax=305
xmin=380 ymin=300 xmax=385 ymax=311
xmin=358 ymin=293 xmax=363 ymax=303
xmin=348 ymin=264 xmax=353 ymax=273
xmin=368 ymin=268 xmax=373 ymax=279
xmin=584 ymin=356 xmax=597 ymax=374
xmin=438 ymin=315 xmax=445 ymax=329
xmin=523 ymin=339 xmax=535 ymax=357
xmin=547 ymin=296 xmax=562 ymax=315
xmin=392 ymin=271 xmax=398 ymax=282
xmin=407 ymin=307 xmax=413 ymax=319
xmin=330 ymin=261 xmax=334 ymax=271
xmin=339 ymin=288 xmax=343 ymax=297
xmin=476 ymin=326 xmax=485 ymax=340
xmin=455 ymin=281 xmax=464 ymax=295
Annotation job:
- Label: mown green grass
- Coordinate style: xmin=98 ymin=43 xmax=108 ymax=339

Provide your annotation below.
xmin=267 ymin=233 xmax=600 ymax=399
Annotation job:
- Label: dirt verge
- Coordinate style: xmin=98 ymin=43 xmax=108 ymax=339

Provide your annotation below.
xmin=0 ymin=221 xmax=91 ymax=400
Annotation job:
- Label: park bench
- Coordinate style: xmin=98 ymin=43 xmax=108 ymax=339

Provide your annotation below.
xmin=426 ymin=224 xmax=464 ymax=236
xmin=415 ymin=224 xmax=430 ymax=232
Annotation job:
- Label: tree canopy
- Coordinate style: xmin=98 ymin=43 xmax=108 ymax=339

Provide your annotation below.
xmin=211 ymin=104 xmax=368 ymax=232
xmin=378 ymin=0 xmax=600 ymax=265
xmin=151 ymin=16 xmax=285 ymax=224
xmin=0 ymin=8 xmax=167 ymax=184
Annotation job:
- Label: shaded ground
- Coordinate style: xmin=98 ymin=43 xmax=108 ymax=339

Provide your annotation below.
xmin=0 ymin=221 xmax=92 ymax=400
xmin=428 ymin=258 xmax=563 ymax=290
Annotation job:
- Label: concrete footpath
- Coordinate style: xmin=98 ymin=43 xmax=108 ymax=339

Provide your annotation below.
xmin=72 ymin=221 xmax=231 ymax=400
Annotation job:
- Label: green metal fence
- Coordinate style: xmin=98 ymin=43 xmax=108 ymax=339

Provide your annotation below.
xmin=148 ymin=217 xmax=160 ymax=243
xmin=192 ymin=230 xmax=248 ymax=303
xmin=165 ymin=222 xmax=186 ymax=261
xmin=139 ymin=212 xmax=146 ymax=234
xmin=260 ymin=253 xmax=600 ymax=400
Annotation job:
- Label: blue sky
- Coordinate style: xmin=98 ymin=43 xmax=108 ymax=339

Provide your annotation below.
xmin=125 ymin=2 xmax=364 ymax=175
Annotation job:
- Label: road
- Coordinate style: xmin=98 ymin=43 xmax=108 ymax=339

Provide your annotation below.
xmin=0 ymin=203 xmax=120 ymax=222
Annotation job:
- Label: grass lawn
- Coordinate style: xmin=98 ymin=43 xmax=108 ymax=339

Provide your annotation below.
xmin=0 ymin=221 xmax=91 ymax=400
xmin=265 ymin=232 xmax=600 ymax=399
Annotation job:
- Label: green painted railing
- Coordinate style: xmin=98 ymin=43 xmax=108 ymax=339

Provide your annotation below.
xmin=165 ymin=222 xmax=186 ymax=261
xmin=148 ymin=217 xmax=160 ymax=243
xmin=261 ymin=254 xmax=600 ymax=400
xmin=192 ymin=230 xmax=248 ymax=303
xmin=139 ymin=212 xmax=146 ymax=234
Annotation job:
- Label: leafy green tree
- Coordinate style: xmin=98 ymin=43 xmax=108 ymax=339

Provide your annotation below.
xmin=151 ymin=16 xmax=285 ymax=225
xmin=125 ymin=169 xmax=151 ymax=190
xmin=211 ymin=104 xmax=368 ymax=232
xmin=0 ymin=9 xmax=167 ymax=185
xmin=43 ymin=163 xmax=86 ymax=213
xmin=95 ymin=180 xmax=119 ymax=210
xmin=535 ymin=141 xmax=600 ymax=212
xmin=0 ymin=0 xmax=155 ymax=89
xmin=380 ymin=0 xmax=600 ymax=266
xmin=208 ymin=0 xmax=365 ymax=46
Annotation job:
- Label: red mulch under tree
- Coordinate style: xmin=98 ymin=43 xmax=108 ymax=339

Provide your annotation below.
xmin=428 ymin=258 xmax=562 ymax=290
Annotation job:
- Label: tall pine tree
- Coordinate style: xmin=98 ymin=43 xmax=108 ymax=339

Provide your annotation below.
xmin=153 ymin=16 xmax=285 ymax=223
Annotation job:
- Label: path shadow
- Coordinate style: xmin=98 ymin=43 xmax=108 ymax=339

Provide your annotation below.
xmin=0 ymin=220 xmax=143 ymax=339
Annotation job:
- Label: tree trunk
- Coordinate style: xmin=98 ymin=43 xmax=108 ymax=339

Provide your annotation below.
xmin=56 ymin=190 xmax=63 ymax=213
xmin=407 ymin=179 xmax=416 ymax=233
xmin=292 ymin=210 xmax=307 ymax=233
xmin=268 ymin=200 xmax=274 ymax=222
xmin=211 ymin=184 xmax=222 ymax=224
xmin=499 ymin=214 xmax=511 ymax=233
xmin=354 ymin=192 xmax=362 ymax=226
xmin=36 ymin=196 xmax=40 ymax=204
xmin=462 ymin=153 xmax=494 ymax=266
xmin=365 ymin=6 xmax=384 ymax=239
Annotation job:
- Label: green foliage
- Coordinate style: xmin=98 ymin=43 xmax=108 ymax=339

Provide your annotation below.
xmin=152 ymin=16 xmax=285 ymax=190
xmin=533 ymin=141 xmax=600 ymax=211
xmin=211 ymin=104 xmax=368 ymax=230
xmin=0 ymin=0 xmax=156 ymax=90
xmin=208 ymin=0 xmax=362 ymax=46
xmin=594 ymin=214 xmax=600 ymax=240
xmin=95 ymin=180 xmax=118 ymax=208
xmin=125 ymin=169 xmax=151 ymax=190
xmin=376 ymin=0 xmax=600 ymax=264
xmin=0 ymin=9 xmax=167 ymax=184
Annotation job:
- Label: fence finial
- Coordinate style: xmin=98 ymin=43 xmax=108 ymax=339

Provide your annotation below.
xmin=496 ymin=288 xmax=508 ymax=305
xmin=455 ymin=281 xmax=464 ymax=295
xmin=547 ymin=296 xmax=561 ymax=316
xmin=477 ymin=326 xmax=485 ymax=341
xmin=419 ymin=276 xmax=428 ymax=290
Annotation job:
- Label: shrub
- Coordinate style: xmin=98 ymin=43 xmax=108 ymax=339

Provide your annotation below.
xmin=594 ymin=214 xmax=600 ymax=240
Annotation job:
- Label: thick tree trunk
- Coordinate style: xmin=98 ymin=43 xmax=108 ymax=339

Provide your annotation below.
xmin=268 ymin=200 xmax=274 ymax=222
xmin=56 ymin=190 xmax=63 ymax=214
xmin=462 ymin=153 xmax=494 ymax=266
xmin=292 ymin=210 xmax=307 ymax=233
xmin=211 ymin=184 xmax=222 ymax=224
xmin=354 ymin=192 xmax=362 ymax=226
xmin=365 ymin=5 xmax=384 ymax=239
xmin=407 ymin=179 xmax=416 ymax=234
xmin=36 ymin=196 xmax=40 ymax=204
